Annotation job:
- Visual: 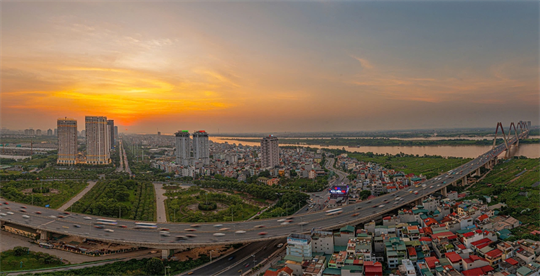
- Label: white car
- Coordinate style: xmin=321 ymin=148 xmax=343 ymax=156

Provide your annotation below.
xmin=235 ymin=230 xmax=246 ymax=234
xmin=83 ymin=216 xmax=92 ymax=220
xmin=0 ymin=213 xmax=6 ymax=216
xmin=213 ymin=233 xmax=225 ymax=236
xmin=7 ymin=212 xmax=14 ymax=215
xmin=160 ymin=231 xmax=170 ymax=237
xmin=50 ymin=215 xmax=57 ymax=218
xmin=378 ymin=205 xmax=385 ymax=208
xmin=105 ymin=229 xmax=114 ymax=233
xmin=22 ymin=215 xmax=30 ymax=219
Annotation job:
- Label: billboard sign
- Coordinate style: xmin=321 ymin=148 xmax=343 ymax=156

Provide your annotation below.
xmin=329 ymin=185 xmax=349 ymax=195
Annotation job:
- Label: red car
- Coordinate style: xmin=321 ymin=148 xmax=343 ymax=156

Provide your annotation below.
xmin=372 ymin=205 xmax=378 ymax=208
xmin=35 ymin=211 xmax=41 ymax=214
xmin=3 ymin=202 xmax=8 ymax=205
xmin=119 ymin=225 xmax=127 ymax=228
xmin=63 ymin=212 xmax=70 ymax=215
xmin=94 ymin=225 xmax=104 ymax=229
xmin=58 ymin=215 xmax=65 ymax=218
xmin=21 ymin=206 xmax=27 ymax=209
xmin=258 ymin=232 xmax=267 ymax=236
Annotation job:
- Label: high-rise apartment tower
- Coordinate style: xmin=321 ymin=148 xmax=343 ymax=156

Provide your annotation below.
xmin=192 ymin=130 xmax=210 ymax=165
xmin=107 ymin=120 xmax=115 ymax=149
xmin=175 ymin=130 xmax=191 ymax=166
xmin=261 ymin=135 xmax=279 ymax=168
xmin=85 ymin=116 xmax=111 ymax=164
xmin=57 ymin=118 xmax=78 ymax=165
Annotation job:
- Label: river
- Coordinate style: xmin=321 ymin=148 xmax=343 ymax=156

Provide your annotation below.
xmin=210 ymin=137 xmax=540 ymax=159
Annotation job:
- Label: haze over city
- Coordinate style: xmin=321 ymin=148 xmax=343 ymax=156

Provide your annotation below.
xmin=2 ymin=1 xmax=538 ymax=134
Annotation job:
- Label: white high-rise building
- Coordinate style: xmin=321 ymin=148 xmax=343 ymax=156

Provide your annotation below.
xmin=192 ymin=130 xmax=209 ymax=165
xmin=85 ymin=116 xmax=111 ymax=164
xmin=261 ymin=135 xmax=279 ymax=168
xmin=57 ymin=118 xmax=78 ymax=165
xmin=175 ymin=130 xmax=191 ymax=166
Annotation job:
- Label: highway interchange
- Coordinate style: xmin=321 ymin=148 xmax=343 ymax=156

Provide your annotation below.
xmin=0 ymin=133 xmax=525 ymax=249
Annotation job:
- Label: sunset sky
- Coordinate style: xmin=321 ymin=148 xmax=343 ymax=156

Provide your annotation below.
xmin=1 ymin=1 xmax=538 ymax=134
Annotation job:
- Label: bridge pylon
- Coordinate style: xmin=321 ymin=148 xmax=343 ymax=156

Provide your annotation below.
xmin=492 ymin=122 xmax=529 ymax=159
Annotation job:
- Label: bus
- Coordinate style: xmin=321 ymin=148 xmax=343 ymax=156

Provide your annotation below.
xmin=325 ymin=208 xmax=343 ymax=214
xmin=95 ymin=219 xmax=117 ymax=226
xmin=134 ymin=222 xmax=157 ymax=229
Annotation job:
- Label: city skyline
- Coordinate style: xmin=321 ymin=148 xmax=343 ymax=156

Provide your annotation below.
xmin=1 ymin=1 xmax=538 ymax=133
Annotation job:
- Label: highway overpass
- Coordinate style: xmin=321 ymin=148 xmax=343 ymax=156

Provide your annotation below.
xmin=0 ymin=125 xmax=529 ymax=252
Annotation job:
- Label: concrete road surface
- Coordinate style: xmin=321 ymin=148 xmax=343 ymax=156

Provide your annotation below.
xmin=0 ymin=231 xmax=158 ymax=264
xmin=58 ymin=181 xmax=98 ymax=212
xmin=217 ymin=239 xmax=286 ymax=276
xmin=154 ymin=183 xmax=168 ymax=223
xmin=179 ymin=239 xmax=284 ymax=276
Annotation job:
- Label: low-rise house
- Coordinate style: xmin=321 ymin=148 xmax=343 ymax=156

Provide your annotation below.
xmin=363 ymin=261 xmax=383 ymax=276
xmin=461 ymin=255 xmax=489 ymax=271
xmin=399 ymin=259 xmax=416 ymax=276
xmin=484 ymin=248 xmax=503 ymax=266
xmin=302 ymin=255 xmax=326 ymax=276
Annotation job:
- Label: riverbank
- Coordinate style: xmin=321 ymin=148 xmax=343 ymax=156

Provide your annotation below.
xmin=227 ymin=137 xmax=539 ymax=147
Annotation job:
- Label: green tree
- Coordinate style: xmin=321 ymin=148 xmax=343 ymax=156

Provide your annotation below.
xmin=115 ymin=191 xmax=130 ymax=202
xmin=360 ymin=190 xmax=371 ymax=200
xmin=13 ymin=246 xmax=28 ymax=256
xmin=145 ymin=257 xmax=165 ymax=275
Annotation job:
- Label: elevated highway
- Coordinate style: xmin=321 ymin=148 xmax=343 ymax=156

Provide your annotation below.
xmin=0 ymin=124 xmax=529 ymax=250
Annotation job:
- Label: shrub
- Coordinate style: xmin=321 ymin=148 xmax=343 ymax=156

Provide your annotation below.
xmin=198 ymin=202 xmax=217 ymax=211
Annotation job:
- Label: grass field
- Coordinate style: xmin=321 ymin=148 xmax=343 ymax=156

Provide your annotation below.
xmin=0 ymin=180 xmax=88 ymax=209
xmin=468 ymin=158 xmax=539 ymax=225
xmin=165 ymin=186 xmax=262 ymax=222
xmin=349 ymin=153 xmax=472 ymax=179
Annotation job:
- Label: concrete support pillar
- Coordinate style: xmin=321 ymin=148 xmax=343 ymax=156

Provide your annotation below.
xmin=461 ymin=176 xmax=467 ymax=186
xmin=39 ymin=230 xmax=48 ymax=241
xmin=441 ymin=186 xmax=447 ymax=197
xmin=476 ymin=168 xmax=481 ymax=176
xmin=161 ymin=249 xmax=170 ymax=259
xmin=415 ymin=198 xmax=422 ymax=206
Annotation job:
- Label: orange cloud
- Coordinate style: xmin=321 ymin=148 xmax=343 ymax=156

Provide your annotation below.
xmin=1 ymin=65 xmax=237 ymax=126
